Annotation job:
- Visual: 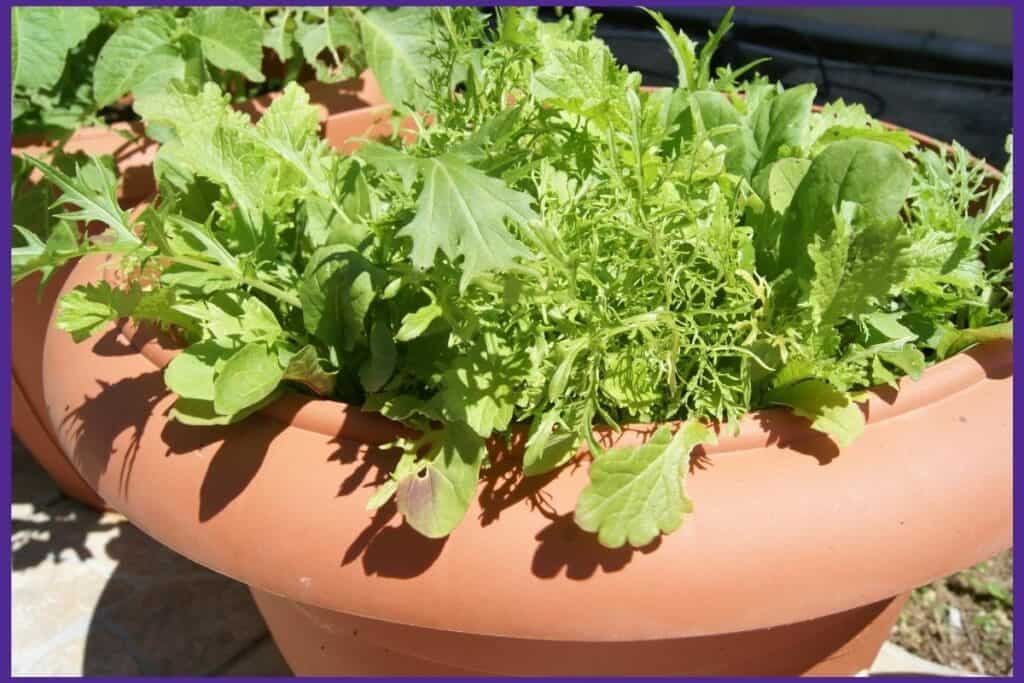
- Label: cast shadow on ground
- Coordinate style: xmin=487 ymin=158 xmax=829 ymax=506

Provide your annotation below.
xmin=12 ymin=440 xmax=286 ymax=675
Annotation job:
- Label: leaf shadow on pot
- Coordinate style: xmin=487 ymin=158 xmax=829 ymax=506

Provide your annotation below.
xmin=479 ymin=434 xmax=664 ymax=581
xmin=158 ymin=407 xmax=295 ymax=523
xmin=961 ymin=342 xmax=1012 ymax=380
xmin=334 ymin=442 xmax=450 ymax=579
xmin=752 ymin=408 xmax=841 ymax=465
xmin=58 ymin=329 xmax=170 ymax=499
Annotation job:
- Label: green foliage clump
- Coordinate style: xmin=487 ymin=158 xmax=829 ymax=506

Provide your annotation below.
xmin=13 ymin=7 xmax=1012 ymax=548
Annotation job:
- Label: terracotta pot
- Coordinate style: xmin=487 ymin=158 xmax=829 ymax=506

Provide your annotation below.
xmin=11 ymin=74 xmax=386 ymax=510
xmin=40 ymin=110 xmax=1011 ymax=675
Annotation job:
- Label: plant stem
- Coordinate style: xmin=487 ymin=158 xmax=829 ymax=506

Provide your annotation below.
xmin=168 ymin=255 xmax=302 ymax=307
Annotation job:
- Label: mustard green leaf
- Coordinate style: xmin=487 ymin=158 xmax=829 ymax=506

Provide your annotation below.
xmin=190 ymin=7 xmax=266 ymax=83
xmin=523 ymin=410 xmax=579 ymax=477
xmin=213 ymin=343 xmax=285 ymax=415
xmin=359 ymin=318 xmax=398 ymax=393
xmin=12 ymin=6 xmax=100 ymax=91
xmin=768 ymin=379 xmax=865 ymax=447
xmin=399 ymin=154 xmax=536 ymax=286
xmin=93 ymin=10 xmax=183 ymax=107
xmin=356 ymin=7 xmax=434 ymax=110
xmin=935 ymin=321 xmax=1013 ymax=360
xmin=56 ymin=282 xmax=141 ymax=342
xmin=575 ymin=422 xmax=716 ymax=549
xmin=395 ymin=302 xmax=443 ymax=342
xmin=165 ymin=340 xmax=235 ymax=402
xmin=395 ymin=422 xmax=486 ymax=538
xmin=283 ymin=345 xmax=338 ymax=396
xmin=171 ymin=390 xmax=283 ymax=426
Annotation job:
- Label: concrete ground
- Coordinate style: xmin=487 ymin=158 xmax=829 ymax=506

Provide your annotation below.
xmin=10 ymin=438 xmax=974 ymax=677
xmin=10 ymin=438 xmax=289 ymax=676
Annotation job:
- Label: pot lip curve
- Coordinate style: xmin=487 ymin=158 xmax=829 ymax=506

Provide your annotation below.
xmin=109 ymin=108 xmax=1011 ymax=452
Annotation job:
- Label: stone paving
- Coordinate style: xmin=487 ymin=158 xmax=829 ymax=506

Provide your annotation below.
xmin=10 ymin=437 xmax=973 ymax=677
xmin=11 ymin=438 xmax=289 ymax=676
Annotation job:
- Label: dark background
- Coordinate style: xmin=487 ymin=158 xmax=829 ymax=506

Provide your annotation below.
xmin=541 ymin=5 xmax=1013 ymax=167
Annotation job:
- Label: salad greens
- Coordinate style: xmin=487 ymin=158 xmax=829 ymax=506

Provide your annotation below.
xmin=12 ymin=7 xmax=1013 ymax=549
xmin=11 ymin=6 xmax=432 ymax=138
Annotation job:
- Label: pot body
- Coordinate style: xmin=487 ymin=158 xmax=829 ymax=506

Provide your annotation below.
xmin=12 ymin=269 xmax=106 ymax=508
xmin=39 ymin=111 xmax=1012 ymax=676
xmin=252 ymin=587 xmax=908 ymax=676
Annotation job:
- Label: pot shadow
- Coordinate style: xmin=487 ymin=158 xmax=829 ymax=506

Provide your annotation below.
xmin=532 ymin=513 xmax=663 ymax=580
xmin=68 ymin=336 xmax=1011 ymax=583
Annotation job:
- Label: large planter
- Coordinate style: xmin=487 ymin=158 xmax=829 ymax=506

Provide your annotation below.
xmin=11 ymin=74 xmax=385 ymax=510
xmin=40 ymin=110 xmax=1012 ymax=675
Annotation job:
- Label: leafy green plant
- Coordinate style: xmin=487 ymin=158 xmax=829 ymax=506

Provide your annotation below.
xmin=11 ymin=6 xmax=433 ymax=138
xmin=13 ymin=7 xmax=1012 ymax=549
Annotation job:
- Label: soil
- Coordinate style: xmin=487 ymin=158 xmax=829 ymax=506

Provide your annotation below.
xmin=890 ymin=549 xmax=1013 ymax=675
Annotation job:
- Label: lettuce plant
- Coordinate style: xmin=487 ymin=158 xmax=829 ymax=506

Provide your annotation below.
xmin=13 ymin=7 xmax=1012 ymax=548
xmin=11 ymin=6 xmax=433 ymax=138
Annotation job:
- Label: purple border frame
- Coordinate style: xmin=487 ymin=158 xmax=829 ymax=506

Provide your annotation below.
xmin=1 ymin=1 xmax=1017 ymax=680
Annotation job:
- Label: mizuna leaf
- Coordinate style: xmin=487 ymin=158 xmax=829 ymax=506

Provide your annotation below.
xmin=575 ymin=421 xmax=716 ymax=549
xmin=22 ymin=155 xmax=139 ymax=248
xmin=644 ymin=9 xmax=697 ymax=91
xmin=11 ymin=221 xmax=81 ymax=286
